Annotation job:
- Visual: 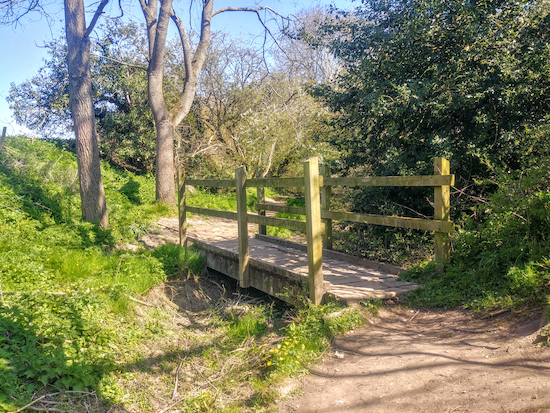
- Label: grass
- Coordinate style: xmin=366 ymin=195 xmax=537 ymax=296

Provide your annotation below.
xmin=102 ymin=291 xmax=367 ymax=412
xmin=0 ymin=136 xmax=183 ymax=410
xmin=0 ymin=136 xmax=368 ymax=412
xmin=186 ymin=186 xmax=279 ymax=212
xmin=186 ymin=183 xmax=306 ymax=240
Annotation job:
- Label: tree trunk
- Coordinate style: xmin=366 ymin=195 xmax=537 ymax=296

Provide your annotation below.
xmin=154 ymin=118 xmax=175 ymax=203
xmin=139 ymin=0 xmax=278 ymax=204
xmin=145 ymin=0 xmax=176 ymax=204
xmin=64 ymin=0 xmax=109 ymax=227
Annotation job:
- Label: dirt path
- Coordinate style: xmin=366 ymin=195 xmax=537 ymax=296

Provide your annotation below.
xmin=142 ymin=216 xmax=550 ymax=413
xmin=278 ymin=307 xmax=550 ymax=413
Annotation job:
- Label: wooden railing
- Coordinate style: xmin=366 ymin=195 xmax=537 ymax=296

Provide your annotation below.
xmin=177 ymin=157 xmax=454 ymax=304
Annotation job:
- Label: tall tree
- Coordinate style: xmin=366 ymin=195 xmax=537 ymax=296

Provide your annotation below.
xmin=64 ymin=0 xmax=109 ymax=227
xmin=8 ymin=22 xmax=180 ymax=174
xmin=139 ymin=0 xmax=287 ymax=203
xmin=308 ymin=0 xmax=550 ymax=222
xmin=1 ymin=0 xmax=110 ymax=227
xmin=313 ymin=0 xmax=550 ymax=182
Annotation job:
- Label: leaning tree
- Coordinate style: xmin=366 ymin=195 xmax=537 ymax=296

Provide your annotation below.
xmin=139 ymin=0 xmax=288 ymax=203
xmin=1 ymin=0 xmax=110 ymax=227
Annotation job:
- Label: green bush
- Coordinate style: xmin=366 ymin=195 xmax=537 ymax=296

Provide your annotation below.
xmin=265 ymin=302 xmax=363 ymax=375
xmin=402 ymin=164 xmax=550 ymax=310
xmin=152 ymin=243 xmax=204 ymax=279
xmin=0 ymin=137 xmax=198 ymax=409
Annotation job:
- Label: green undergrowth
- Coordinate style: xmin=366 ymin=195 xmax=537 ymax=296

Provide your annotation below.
xmin=267 ymin=197 xmax=306 ymax=239
xmin=186 ymin=185 xmax=305 ymax=240
xmin=108 ymin=294 xmax=368 ymax=412
xmin=0 ymin=136 xmax=193 ymax=411
xmin=263 ymin=301 xmax=365 ymax=377
xmin=186 ymin=186 xmax=278 ymax=212
xmin=401 ymin=165 xmax=550 ymax=313
xmin=0 ymin=137 xmax=371 ymax=411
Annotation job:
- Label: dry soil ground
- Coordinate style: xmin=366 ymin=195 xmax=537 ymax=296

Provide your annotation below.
xmin=278 ymin=307 xmax=550 ymax=413
xmin=145 ymin=216 xmax=550 ymax=413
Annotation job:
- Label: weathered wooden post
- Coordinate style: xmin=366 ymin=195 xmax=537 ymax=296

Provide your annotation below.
xmin=256 ymin=171 xmax=266 ymax=236
xmin=320 ymin=163 xmax=333 ymax=250
xmin=236 ymin=167 xmax=250 ymax=288
xmin=304 ymin=158 xmax=323 ymax=304
xmin=0 ymin=127 xmax=6 ymax=149
xmin=434 ymin=157 xmax=451 ymax=272
xmin=177 ymin=168 xmax=187 ymax=247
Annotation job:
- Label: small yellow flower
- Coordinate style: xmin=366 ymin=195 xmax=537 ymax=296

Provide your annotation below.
xmin=267 ymin=361 xmax=272 ymax=366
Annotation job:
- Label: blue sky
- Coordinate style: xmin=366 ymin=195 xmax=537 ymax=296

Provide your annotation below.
xmin=0 ymin=0 xmax=356 ymax=136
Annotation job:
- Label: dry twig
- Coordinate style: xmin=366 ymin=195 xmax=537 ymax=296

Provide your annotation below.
xmin=128 ymin=295 xmax=160 ymax=308
xmin=10 ymin=395 xmax=46 ymax=413
xmin=406 ymin=310 xmax=420 ymax=325
xmin=172 ymin=359 xmax=184 ymax=400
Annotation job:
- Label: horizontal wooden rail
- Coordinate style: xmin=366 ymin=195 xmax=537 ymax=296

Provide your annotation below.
xmin=245 ymin=177 xmax=305 ymax=188
xmin=321 ymin=210 xmax=454 ymax=233
xmin=186 ymin=205 xmax=238 ymax=220
xmin=255 ymin=203 xmax=453 ymax=232
xmin=247 ymin=214 xmax=307 ymax=233
xmin=255 ymin=203 xmax=306 ymax=215
xmin=186 ymin=174 xmax=455 ymax=189
xmin=323 ymin=175 xmax=454 ymax=187
xmin=186 ymin=205 xmax=308 ymax=232
xmin=186 ymin=179 xmax=235 ymax=188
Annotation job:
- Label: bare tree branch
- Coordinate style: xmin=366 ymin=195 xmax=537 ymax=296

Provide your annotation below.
xmin=212 ymin=6 xmax=291 ymax=61
xmin=212 ymin=6 xmax=287 ymax=20
xmin=41 ymin=42 xmax=148 ymax=71
xmin=83 ymin=0 xmax=109 ymax=39
xmin=171 ymin=13 xmax=193 ymax=80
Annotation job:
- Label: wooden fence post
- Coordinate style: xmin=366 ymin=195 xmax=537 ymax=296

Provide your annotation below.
xmin=304 ymin=158 xmax=323 ymax=305
xmin=320 ymin=163 xmax=333 ymax=250
xmin=0 ymin=127 xmax=6 ymax=149
xmin=177 ymin=168 xmax=187 ymax=247
xmin=434 ymin=157 xmax=451 ymax=271
xmin=236 ymin=167 xmax=250 ymax=288
xmin=256 ymin=171 xmax=266 ymax=235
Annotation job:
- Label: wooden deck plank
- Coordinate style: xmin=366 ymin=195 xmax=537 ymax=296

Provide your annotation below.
xmin=191 ymin=234 xmax=419 ymax=303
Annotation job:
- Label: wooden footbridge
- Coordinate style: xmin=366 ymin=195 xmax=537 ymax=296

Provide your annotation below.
xmin=177 ymin=158 xmax=454 ymax=305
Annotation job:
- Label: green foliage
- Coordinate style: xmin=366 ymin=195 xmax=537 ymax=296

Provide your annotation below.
xmin=307 ymin=0 xmax=550 ymax=266
xmin=0 ymin=136 xmax=199 ymax=409
xmin=266 ymin=197 xmax=306 ymax=239
xmin=186 ymin=187 xmax=267 ymax=212
xmin=265 ymin=302 xmax=363 ymax=375
xmin=317 ymin=0 xmax=550 ymax=181
xmin=334 ymin=221 xmax=434 ymax=266
xmin=152 ymin=244 xmax=204 ymax=279
xmin=93 ymin=21 xmax=160 ymax=173
xmin=360 ymin=298 xmax=383 ymax=315
xmin=401 ymin=164 xmax=550 ymax=310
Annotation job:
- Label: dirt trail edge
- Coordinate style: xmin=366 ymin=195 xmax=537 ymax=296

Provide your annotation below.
xmin=278 ymin=307 xmax=550 ymax=413
xmin=142 ymin=216 xmax=550 ymax=413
